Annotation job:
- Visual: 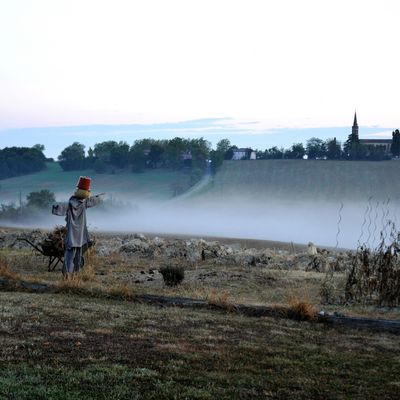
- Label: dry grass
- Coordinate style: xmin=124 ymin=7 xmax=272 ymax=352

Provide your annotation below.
xmin=288 ymin=296 xmax=317 ymax=321
xmin=2 ymin=246 xmax=399 ymax=320
xmin=205 ymin=289 xmax=235 ymax=311
xmin=0 ymin=291 xmax=399 ymax=399
xmin=56 ymin=276 xmax=90 ymax=294
xmin=107 ymin=283 xmax=135 ymax=300
xmin=79 ymin=264 xmax=97 ymax=282
xmin=0 ymin=255 xmax=20 ymax=280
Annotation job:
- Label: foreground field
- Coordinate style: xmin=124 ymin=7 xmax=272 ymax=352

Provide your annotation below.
xmin=1 ymin=291 xmax=399 ymax=399
xmin=1 ymin=229 xmax=400 ymax=398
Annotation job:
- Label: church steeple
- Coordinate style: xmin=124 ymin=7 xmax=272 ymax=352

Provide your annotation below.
xmin=352 ymin=111 xmax=359 ymax=139
xmin=353 ymin=112 xmax=358 ymax=127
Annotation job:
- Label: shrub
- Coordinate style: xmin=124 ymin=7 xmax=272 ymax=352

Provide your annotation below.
xmin=159 ymin=265 xmax=185 ymax=286
xmin=26 ymin=189 xmax=56 ymax=209
xmin=345 ymin=229 xmax=400 ymax=306
xmin=288 ymin=297 xmax=317 ymax=321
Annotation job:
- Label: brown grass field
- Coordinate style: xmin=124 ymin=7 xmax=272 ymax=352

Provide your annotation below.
xmin=0 ymin=245 xmax=400 ymax=399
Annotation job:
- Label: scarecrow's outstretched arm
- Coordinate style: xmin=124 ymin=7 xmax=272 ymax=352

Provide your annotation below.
xmin=86 ymin=193 xmax=105 ymax=208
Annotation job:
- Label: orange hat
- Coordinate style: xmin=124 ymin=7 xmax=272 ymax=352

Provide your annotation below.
xmin=77 ymin=176 xmax=91 ymax=191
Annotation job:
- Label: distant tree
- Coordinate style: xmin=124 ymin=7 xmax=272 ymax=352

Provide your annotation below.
xmin=209 ymin=149 xmax=224 ymax=173
xmin=164 ymin=137 xmax=187 ymax=169
xmin=0 ymin=147 xmax=46 ymax=179
xmin=255 ymin=150 xmax=265 ymax=159
xmin=110 ymin=142 xmax=130 ymax=168
xmin=306 ymin=137 xmax=326 ymax=159
xmin=343 ymin=132 xmax=368 ymax=160
xmin=225 ymin=145 xmax=238 ymax=161
xmin=326 ymin=138 xmax=342 ymax=160
xmin=215 ymin=139 xmax=232 ymax=160
xmin=129 ymin=143 xmax=147 ymax=173
xmin=92 ymin=141 xmax=130 ymax=169
xmin=33 ymin=144 xmax=45 ymax=152
xmin=367 ymin=146 xmax=387 ymax=161
xmin=26 ymin=189 xmax=56 ymax=209
xmin=264 ymin=146 xmax=284 ymax=159
xmin=86 ymin=146 xmax=95 ymax=168
xmin=285 ymin=143 xmax=305 ymax=159
xmin=208 ymin=139 xmax=233 ymax=173
xmin=148 ymin=144 xmax=165 ymax=168
xmin=0 ymin=203 xmax=20 ymax=221
xmin=391 ymin=129 xmax=400 ymax=157
xmin=188 ymin=138 xmax=210 ymax=171
xmin=88 ymin=147 xmax=94 ymax=159
xmin=93 ymin=141 xmax=117 ymax=164
xmin=58 ymin=142 xmax=86 ymax=171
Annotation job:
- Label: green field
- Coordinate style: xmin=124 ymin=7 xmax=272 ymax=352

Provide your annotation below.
xmin=2 ymin=159 xmax=400 ymax=206
xmin=206 ymin=159 xmax=400 ymax=202
xmin=0 ymin=163 xmax=190 ymax=203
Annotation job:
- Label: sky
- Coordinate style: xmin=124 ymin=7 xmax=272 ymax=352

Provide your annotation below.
xmin=1 ymin=0 xmax=399 ymax=156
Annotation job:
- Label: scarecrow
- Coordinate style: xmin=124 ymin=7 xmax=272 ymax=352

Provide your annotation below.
xmin=63 ymin=176 xmax=104 ymax=278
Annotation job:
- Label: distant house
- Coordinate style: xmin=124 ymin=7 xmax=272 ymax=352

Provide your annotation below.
xmin=231 ymin=148 xmax=256 ymax=160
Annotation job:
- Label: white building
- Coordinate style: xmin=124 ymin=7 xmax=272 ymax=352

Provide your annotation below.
xmin=232 ymin=148 xmax=255 ymax=160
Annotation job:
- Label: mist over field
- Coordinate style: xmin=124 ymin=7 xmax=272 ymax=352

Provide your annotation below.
xmin=89 ymin=197 xmax=400 ymax=249
xmin=4 ymin=194 xmax=398 ymax=250
xmin=2 ymin=160 xmax=400 ymax=249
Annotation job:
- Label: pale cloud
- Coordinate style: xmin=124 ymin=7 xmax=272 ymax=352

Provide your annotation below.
xmin=363 ymin=130 xmax=393 ymax=138
xmin=0 ymin=0 xmax=399 ymax=130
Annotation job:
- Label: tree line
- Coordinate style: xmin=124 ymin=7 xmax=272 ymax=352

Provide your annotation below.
xmin=257 ymin=131 xmax=400 ymax=161
xmin=1 ymin=129 xmax=399 ymax=182
xmin=0 ymin=145 xmax=47 ymax=180
xmin=58 ymin=138 xmax=211 ymax=184
xmin=0 ymin=189 xmax=55 ymax=221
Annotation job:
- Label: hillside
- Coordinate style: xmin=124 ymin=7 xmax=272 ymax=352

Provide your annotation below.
xmin=0 ymin=162 xmax=190 ymax=204
xmin=205 ymin=159 xmax=400 ymax=202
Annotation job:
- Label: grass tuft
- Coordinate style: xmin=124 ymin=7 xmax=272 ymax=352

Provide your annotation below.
xmin=79 ymin=264 xmax=96 ymax=282
xmin=206 ymin=289 xmax=235 ymax=311
xmin=288 ymin=297 xmax=317 ymax=321
xmin=0 ymin=256 xmax=20 ymax=280
xmin=159 ymin=265 xmax=185 ymax=286
xmin=107 ymin=284 xmax=135 ymax=300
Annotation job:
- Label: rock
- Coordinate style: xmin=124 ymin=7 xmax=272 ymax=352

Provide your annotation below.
xmin=307 ymin=242 xmax=318 ymax=256
xmin=120 ymin=239 xmax=151 ymax=255
xmin=152 ymin=237 xmax=165 ymax=247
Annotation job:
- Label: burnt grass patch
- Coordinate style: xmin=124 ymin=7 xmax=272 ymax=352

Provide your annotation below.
xmin=0 ymin=292 xmax=399 ymax=399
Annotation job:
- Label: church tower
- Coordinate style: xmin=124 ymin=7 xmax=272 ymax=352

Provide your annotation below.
xmin=352 ymin=112 xmax=359 ymax=139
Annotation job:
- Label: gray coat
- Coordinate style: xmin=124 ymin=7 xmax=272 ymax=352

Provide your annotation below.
xmin=65 ymin=195 xmax=101 ymax=248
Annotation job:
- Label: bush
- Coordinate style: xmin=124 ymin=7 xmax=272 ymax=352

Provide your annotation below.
xmin=159 ymin=265 xmax=185 ymax=286
xmin=345 ymin=231 xmax=400 ymax=306
xmin=288 ymin=297 xmax=317 ymax=321
xmin=26 ymin=189 xmax=56 ymax=209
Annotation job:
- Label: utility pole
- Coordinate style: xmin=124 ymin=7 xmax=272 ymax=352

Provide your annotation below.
xmin=19 ymin=191 xmax=23 ymax=216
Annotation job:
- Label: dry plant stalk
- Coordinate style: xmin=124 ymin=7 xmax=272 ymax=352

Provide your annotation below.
xmin=345 ymin=223 xmax=400 ymax=307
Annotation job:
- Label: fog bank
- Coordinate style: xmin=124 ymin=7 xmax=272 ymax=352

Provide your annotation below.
xmin=5 ymin=194 xmax=398 ymax=250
